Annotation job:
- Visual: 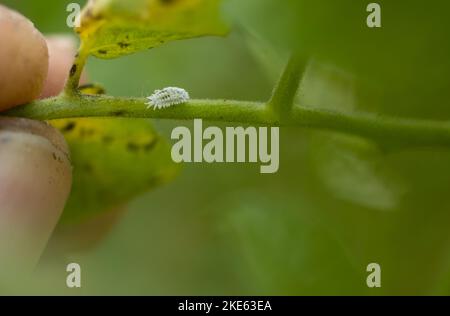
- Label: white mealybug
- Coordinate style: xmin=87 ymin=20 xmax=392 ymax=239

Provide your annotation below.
xmin=146 ymin=87 xmax=190 ymax=110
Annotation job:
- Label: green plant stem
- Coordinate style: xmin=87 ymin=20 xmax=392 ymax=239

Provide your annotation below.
xmin=268 ymin=53 xmax=305 ymax=121
xmin=64 ymin=42 xmax=90 ymax=96
xmin=4 ymin=94 xmax=450 ymax=147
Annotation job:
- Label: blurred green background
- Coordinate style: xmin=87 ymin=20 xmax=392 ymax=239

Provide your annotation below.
xmin=2 ymin=0 xmax=450 ymax=295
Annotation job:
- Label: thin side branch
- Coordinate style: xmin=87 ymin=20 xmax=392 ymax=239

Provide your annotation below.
xmin=64 ymin=42 xmax=90 ymax=96
xmin=268 ymin=54 xmax=305 ymax=121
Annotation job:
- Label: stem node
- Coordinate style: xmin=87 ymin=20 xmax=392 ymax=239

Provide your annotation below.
xmin=268 ymin=53 xmax=306 ymax=122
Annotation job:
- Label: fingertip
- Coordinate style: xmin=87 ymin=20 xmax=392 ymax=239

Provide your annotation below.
xmin=0 ymin=118 xmax=72 ymax=272
xmin=0 ymin=5 xmax=48 ymax=111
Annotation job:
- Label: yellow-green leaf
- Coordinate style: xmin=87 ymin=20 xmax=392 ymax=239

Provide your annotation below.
xmin=51 ymin=118 xmax=180 ymax=225
xmin=76 ymin=0 xmax=228 ymax=59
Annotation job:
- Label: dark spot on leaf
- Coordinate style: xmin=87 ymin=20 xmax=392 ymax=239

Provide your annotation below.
xmin=144 ymin=138 xmax=158 ymax=152
xmin=79 ymin=128 xmax=95 ymax=138
xmin=52 ymin=152 xmax=57 ymax=161
xmin=111 ymin=110 xmax=125 ymax=116
xmin=61 ymin=121 xmax=76 ymax=133
xmin=69 ymin=64 xmax=77 ymax=77
xmin=93 ymin=13 xmax=104 ymax=21
xmin=102 ymin=136 xmax=114 ymax=144
xmin=127 ymin=142 xmax=140 ymax=152
xmin=118 ymin=42 xmax=130 ymax=48
xmin=98 ymin=50 xmax=108 ymax=55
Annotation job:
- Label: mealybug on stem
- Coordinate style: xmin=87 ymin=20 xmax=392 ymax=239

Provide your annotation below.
xmin=146 ymin=87 xmax=190 ymax=110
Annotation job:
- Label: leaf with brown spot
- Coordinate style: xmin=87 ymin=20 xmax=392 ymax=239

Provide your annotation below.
xmin=51 ymin=118 xmax=180 ymax=224
xmin=76 ymin=0 xmax=228 ymax=59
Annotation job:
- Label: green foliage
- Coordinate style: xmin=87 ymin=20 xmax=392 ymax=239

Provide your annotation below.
xmin=310 ymin=132 xmax=405 ymax=211
xmin=216 ymin=193 xmax=365 ymax=294
xmin=299 ymin=60 xmax=405 ymax=211
xmin=227 ymin=0 xmax=450 ymax=294
xmin=3 ymin=0 xmax=450 ymax=296
xmin=51 ymin=118 xmax=179 ymax=224
xmin=77 ymin=0 xmax=228 ymax=59
xmin=50 ymin=0 xmax=228 ymax=225
xmin=227 ymin=0 xmax=450 ymax=117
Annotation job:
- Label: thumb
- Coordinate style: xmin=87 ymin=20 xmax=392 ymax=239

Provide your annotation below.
xmin=0 ymin=118 xmax=72 ymax=274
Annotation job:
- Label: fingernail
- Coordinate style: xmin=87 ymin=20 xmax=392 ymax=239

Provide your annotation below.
xmin=0 ymin=118 xmax=72 ymax=274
